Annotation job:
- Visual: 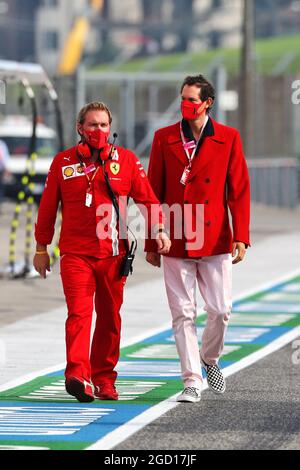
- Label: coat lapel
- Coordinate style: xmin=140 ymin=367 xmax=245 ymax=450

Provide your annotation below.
xmin=166 ymin=122 xmax=188 ymax=167
xmin=187 ymin=119 xmax=227 ymax=181
xmin=165 ymin=119 xmax=228 ymax=174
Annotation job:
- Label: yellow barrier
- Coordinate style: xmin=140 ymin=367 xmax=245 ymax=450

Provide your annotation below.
xmin=57 ymin=18 xmax=90 ymax=76
xmin=9 ymin=153 xmax=37 ymax=275
xmin=9 ymin=153 xmax=61 ymax=277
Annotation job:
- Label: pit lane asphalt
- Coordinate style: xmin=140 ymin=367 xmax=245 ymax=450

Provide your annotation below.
xmin=115 ymin=342 xmax=300 ymax=450
xmin=0 ymin=202 xmax=300 ymax=450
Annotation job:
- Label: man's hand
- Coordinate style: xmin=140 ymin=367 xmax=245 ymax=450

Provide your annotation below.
xmin=33 ymin=252 xmax=51 ymax=278
xmin=156 ymin=231 xmax=171 ymax=255
xmin=146 ymin=228 xmax=171 ymax=268
xmin=146 ymin=252 xmax=161 ymax=268
xmin=232 ymin=242 xmax=246 ymax=265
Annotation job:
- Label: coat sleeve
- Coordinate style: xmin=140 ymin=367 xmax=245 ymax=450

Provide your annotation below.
xmin=35 ymin=156 xmax=61 ymax=246
xmin=145 ymin=131 xmax=166 ymax=253
xmin=227 ymin=131 xmax=251 ymax=248
xmin=147 ymin=131 xmax=165 ymax=203
xmin=127 ymin=150 xmax=164 ymax=248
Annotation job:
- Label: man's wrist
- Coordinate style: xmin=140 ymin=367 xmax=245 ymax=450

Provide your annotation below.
xmin=157 ymin=228 xmax=168 ymax=234
xmin=234 ymin=240 xmax=248 ymax=249
xmin=153 ymin=224 xmax=169 ymax=236
xmin=36 ymin=244 xmax=48 ymax=255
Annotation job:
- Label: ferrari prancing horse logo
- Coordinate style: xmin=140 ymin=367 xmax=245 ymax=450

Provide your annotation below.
xmin=110 ymin=162 xmax=120 ymax=175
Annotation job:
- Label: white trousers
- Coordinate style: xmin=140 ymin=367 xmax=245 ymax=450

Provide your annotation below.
xmin=163 ymin=255 xmax=232 ymax=389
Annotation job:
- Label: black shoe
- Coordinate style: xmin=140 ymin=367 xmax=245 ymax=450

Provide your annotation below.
xmin=65 ymin=377 xmax=94 ymax=403
xmin=201 ymin=358 xmax=226 ymax=394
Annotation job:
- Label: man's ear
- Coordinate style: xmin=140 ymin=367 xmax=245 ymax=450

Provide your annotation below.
xmin=76 ymin=124 xmax=85 ymax=142
xmin=77 ymin=123 xmax=83 ymax=138
xmin=206 ymin=97 xmax=214 ymax=110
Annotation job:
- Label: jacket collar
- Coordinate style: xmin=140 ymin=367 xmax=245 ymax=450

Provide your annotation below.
xmin=208 ymin=118 xmax=227 ymax=144
xmin=166 ymin=118 xmax=226 ymax=166
xmin=166 ymin=118 xmax=226 ymax=146
xmin=181 ymin=116 xmax=214 ymax=143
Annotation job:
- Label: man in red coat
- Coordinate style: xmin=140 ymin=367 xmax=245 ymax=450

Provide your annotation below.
xmin=145 ymin=75 xmax=251 ymax=403
xmin=34 ymin=101 xmax=170 ymax=403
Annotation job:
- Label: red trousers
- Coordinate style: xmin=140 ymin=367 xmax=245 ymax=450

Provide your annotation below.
xmin=60 ymin=254 xmax=126 ymax=386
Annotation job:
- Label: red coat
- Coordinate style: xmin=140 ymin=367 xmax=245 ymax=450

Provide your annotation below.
xmin=145 ymin=118 xmax=251 ymax=258
xmin=35 ymin=145 xmax=162 ymax=259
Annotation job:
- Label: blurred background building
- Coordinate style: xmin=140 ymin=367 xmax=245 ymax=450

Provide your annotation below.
xmin=0 ymin=0 xmax=41 ymax=62
xmin=0 ymin=0 xmax=300 ymax=208
xmin=8 ymin=0 xmax=299 ymax=72
xmin=33 ymin=0 xmax=244 ymax=74
xmin=2 ymin=1 xmax=299 ymax=72
xmin=0 ymin=0 xmax=300 ymax=279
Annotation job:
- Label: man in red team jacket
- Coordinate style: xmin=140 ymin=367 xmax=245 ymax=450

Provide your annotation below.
xmin=145 ymin=75 xmax=251 ymax=403
xmin=34 ymin=102 xmax=170 ymax=402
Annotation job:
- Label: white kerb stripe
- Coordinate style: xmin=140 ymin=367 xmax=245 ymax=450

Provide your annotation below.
xmin=87 ymin=325 xmax=300 ymax=450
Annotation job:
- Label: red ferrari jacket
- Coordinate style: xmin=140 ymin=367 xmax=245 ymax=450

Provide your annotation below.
xmin=35 ymin=145 xmax=162 ymax=259
xmin=145 ymin=118 xmax=251 ymax=258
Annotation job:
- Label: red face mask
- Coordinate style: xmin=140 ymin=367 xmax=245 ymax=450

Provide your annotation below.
xmin=181 ymin=100 xmax=206 ymax=121
xmin=84 ymin=128 xmax=109 ymax=150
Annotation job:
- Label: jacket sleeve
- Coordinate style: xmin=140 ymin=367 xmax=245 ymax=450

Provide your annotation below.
xmin=35 ymin=156 xmax=61 ymax=246
xmin=144 ymin=131 xmax=166 ymax=253
xmin=147 ymin=131 xmax=165 ymax=203
xmin=127 ymin=150 xmax=164 ymax=250
xmin=227 ymin=131 xmax=251 ymax=248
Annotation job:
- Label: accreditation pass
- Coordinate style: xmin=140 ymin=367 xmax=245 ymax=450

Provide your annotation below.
xmin=85 ymin=191 xmax=92 ymax=207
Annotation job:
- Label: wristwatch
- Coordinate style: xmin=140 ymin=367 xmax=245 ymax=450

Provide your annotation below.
xmin=156 ymin=227 xmax=169 ymax=236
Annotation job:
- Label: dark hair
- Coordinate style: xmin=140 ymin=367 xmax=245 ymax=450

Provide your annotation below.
xmin=181 ymin=75 xmax=215 ymax=111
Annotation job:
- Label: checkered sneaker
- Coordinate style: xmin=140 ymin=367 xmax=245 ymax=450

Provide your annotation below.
xmin=201 ymin=359 xmax=226 ymax=394
xmin=177 ymin=387 xmax=201 ymax=403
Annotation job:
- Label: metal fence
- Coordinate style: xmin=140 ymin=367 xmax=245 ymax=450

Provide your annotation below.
xmin=55 ymin=70 xmax=300 ymax=208
xmin=247 ymin=158 xmax=300 ymax=208
xmin=75 ymin=70 xmax=299 ymax=159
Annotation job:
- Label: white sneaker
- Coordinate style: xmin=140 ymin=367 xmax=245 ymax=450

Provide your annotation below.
xmin=177 ymin=387 xmax=201 ymax=403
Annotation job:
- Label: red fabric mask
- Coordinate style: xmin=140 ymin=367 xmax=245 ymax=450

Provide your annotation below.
xmin=84 ymin=128 xmax=109 ymax=150
xmin=181 ymin=100 xmax=206 ymax=121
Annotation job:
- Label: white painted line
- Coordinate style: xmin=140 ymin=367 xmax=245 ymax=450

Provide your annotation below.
xmin=228 ymin=313 xmax=296 ymax=327
xmin=1 ymin=267 xmax=299 ymax=395
xmin=0 ymin=363 xmax=66 ymax=394
xmin=232 ymin=267 xmax=300 ymax=304
xmin=87 ymin=399 xmax=179 ymax=451
xmin=0 ymin=445 xmax=50 ymax=450
xmin=87 ymin=325 xmax=300 ymax=450
xmin=120 ymin=321 xmax=172 ymax=349
xmin=236 ymin=302 xmax=300 ymax=313
xmin=0 ymin=267 xmax=300 ymax=447
xmin=222 ymin=325 xmax=300 ymax=378
xmin=0 ymin=321 xmax=171 ymax=394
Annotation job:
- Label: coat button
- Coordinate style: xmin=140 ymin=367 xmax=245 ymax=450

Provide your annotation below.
xmin=184 ymin=200 xmax=189 ymax=204
xmin=205 ymin=200 xmax=209 ymax=205
xmin=206 ymin=221 xmax=211 ymax=227
xmin=205 ymin=178 xmax=211 ymax=183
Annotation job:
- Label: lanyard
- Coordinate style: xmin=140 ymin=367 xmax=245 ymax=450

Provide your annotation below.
xmin=180 ymin=115 xmax=209 ymax=167
xmin=84 ymin=164 xmax=100 ymax=191
xmin=77 ymin=160 xmax=100 ymax=207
